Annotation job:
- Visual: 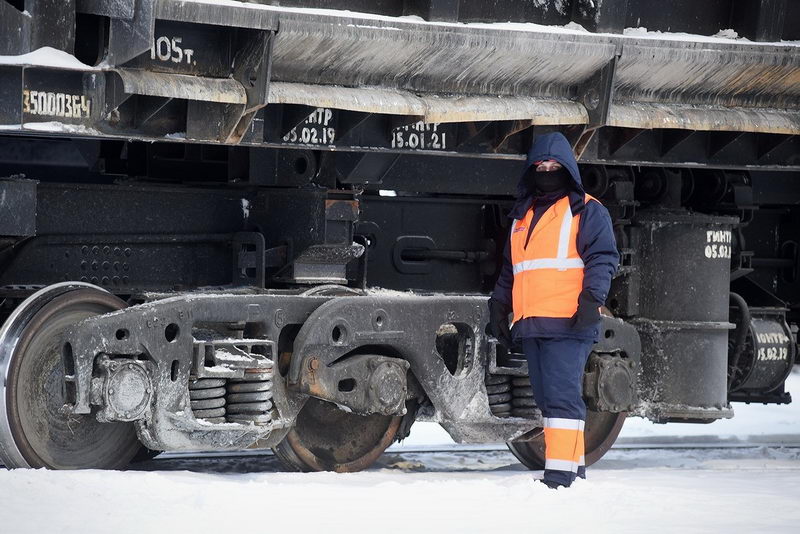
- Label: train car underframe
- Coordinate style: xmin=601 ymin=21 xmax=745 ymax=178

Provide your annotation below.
xmin=0 ymin=0 xmax=798 ymax=472
xmin=0 ymin=138 xmax=797 ymax=472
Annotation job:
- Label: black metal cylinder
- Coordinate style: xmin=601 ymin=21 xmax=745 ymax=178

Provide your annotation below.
xmin=633 ymin=210 xmax=737 ymax=422
xmin=730 ymin=308 xmax=795 ymax=393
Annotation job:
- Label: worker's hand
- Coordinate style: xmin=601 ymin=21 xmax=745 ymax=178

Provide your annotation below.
xmin=571 ymin=289 xmax=601 ymax=331
xmin=488 ymin=297 xmax=513 ymax=348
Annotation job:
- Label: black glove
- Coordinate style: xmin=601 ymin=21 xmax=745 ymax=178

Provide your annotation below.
xmin=488 ymin=297 xmax=513 ymax=348
xmin=571 ymin=289 xmax=601 ymax=330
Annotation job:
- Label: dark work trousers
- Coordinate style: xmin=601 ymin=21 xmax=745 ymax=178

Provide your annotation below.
xmin=522 ymin=337 xmax=593 ymax=487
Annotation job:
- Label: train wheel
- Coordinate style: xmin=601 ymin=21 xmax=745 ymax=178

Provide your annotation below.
xmin=507 ymin=410 xmax=626 ymax=470
xmin=273 ymin=397 xmax=401 ymax=472
xmin=0 ymin=283 xmax=142 ymax=469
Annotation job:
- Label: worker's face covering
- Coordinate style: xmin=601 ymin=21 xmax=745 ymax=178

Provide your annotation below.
xmin=524 ymin=167 xmax=570 ymax=194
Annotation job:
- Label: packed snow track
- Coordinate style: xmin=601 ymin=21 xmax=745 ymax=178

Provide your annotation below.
xmin=1 ymin=438 xmax=798 ymax=533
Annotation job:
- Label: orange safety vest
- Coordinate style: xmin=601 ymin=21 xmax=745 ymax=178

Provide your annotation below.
xmin=510 ymin=194 xmax=597 ymax=322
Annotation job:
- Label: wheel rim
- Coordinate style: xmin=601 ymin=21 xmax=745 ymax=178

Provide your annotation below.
xmin=2 ymin=286 xmax=142 ymax=469
xmin=507 ymin=410 xmax=627 ymax=470
xmin=274 ymin=397 xmax=400 ymax=472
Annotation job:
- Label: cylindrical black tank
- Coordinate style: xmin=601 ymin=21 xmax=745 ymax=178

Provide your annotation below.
xmin=730 ymin=308 xmax=795 ymax=394
xmin=632 ymin=209 xmax=737 ymax=423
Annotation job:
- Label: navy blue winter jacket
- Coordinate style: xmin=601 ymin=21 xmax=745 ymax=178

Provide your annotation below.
xmin=491 ymin=132 xmax=619 ymax=341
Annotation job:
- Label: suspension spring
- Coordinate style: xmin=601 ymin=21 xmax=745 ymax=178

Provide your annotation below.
xmin=511 ymin=376 xmax=538 ymax=419
xmin=188 ymin=378 xmax=227 ymax=424
xmin=225 ymin=363 xmax=274 ymax=425
xmin=485 ymin=373 xmax=512 ymax=417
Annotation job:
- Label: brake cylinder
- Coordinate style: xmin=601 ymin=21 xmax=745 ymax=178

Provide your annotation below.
xmin=730 ymin=308 xmax=795 ymax=395
xmin=632 ymin=210 xmax=738 ymax=422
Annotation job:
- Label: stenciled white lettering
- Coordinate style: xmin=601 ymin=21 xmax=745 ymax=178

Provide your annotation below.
xmin=22 ymin=90 xmax=91 ymax=119
xmin=704 ymin=229 xmax=733 ymax=260
xmin=391 ymin=121 xmax=447 ymax=150
xmin=282 ymin=108 xmax=337 ymax=146
xmin=150 ymin=35 xmax=196 ymax=66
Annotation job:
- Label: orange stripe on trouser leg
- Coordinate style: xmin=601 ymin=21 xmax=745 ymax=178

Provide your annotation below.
xmin=544 ymin=428 xmax=585 ymax=463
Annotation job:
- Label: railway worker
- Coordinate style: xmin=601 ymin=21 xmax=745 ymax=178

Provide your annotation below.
xmin=488 ymin=132 xmax=619 ymax=489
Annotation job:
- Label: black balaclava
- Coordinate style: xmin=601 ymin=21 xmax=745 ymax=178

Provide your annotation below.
xmin=523 ymin=166 xmax=571 ymax=194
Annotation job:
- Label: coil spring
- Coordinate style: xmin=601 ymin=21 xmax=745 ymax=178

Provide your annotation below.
xmin=511 ymin=376 xmax=538 ymax=418
xmin=225 ymin=363 xmax=274 ymax=425
xmin=485 ymin=373 xmax=512 ymax=417
xmin=189 ymin=378 xmax=227 ymax=424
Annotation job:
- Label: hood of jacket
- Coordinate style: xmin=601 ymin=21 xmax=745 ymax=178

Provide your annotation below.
xmin=509 ymin=132 xmax=586 ymax=220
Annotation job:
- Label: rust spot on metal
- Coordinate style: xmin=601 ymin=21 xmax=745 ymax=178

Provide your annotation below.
xmin=278 ymin=351 xmax=292 ymax=376
xmin=325 ymin=199 xmax=359 ymax=221
xmin=283 ymin=400 xmax=403 ymax=473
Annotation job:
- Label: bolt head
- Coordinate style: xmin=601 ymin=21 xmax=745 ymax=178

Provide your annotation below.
xmin=274 ymin=309 xmax=285 ymax=328
xmin=584 ymin=88 xmax=600 ymax=111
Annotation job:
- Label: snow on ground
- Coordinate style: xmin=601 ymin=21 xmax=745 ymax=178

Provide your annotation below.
xmin=0 ymin=371 xmax=797 ymax=533
xmin=1 ymin=446 xmax=798 ymax=534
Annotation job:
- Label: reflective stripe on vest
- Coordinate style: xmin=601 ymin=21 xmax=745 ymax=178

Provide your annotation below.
xmin=510 ymin=193 xmax=597 ymax=321
xmin=512 ymin=258 xmax=585 ymax=274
